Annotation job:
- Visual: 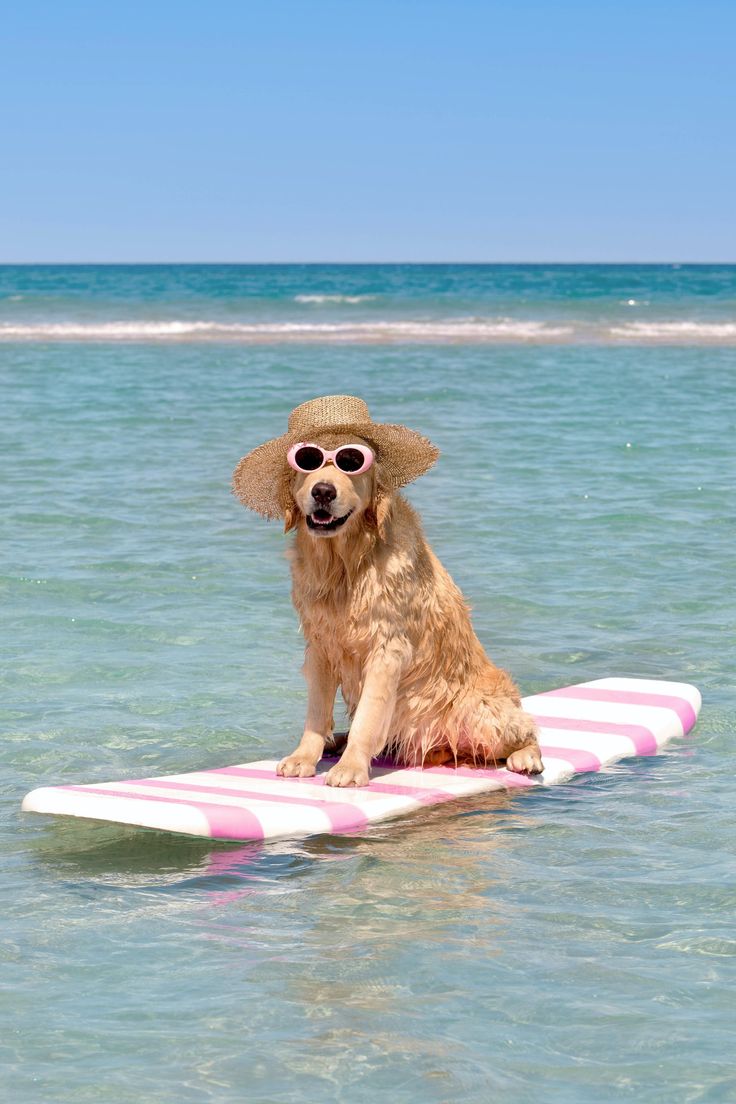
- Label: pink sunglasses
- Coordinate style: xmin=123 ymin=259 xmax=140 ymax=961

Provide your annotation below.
xmin=287 ymin=441 xmax=374 ymax=475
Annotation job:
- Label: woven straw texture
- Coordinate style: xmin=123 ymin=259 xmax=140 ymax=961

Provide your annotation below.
xmin=232 ymin=395 xmax=440 ymax=518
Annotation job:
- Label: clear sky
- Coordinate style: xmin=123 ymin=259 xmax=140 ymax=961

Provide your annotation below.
xmin=2 ymin=0 xmax=734 ymax=262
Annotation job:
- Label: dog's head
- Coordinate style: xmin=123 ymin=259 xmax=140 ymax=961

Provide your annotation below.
xmin=284 ymin=432 xmax=389 ymax=539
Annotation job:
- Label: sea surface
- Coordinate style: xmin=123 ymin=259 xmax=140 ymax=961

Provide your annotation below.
xmin=2 ymin=265 xmax=735 ymax=1103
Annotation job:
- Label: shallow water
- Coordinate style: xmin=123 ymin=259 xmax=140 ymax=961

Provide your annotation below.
xmin=2 ymin=267 xmax=736 ymax=1102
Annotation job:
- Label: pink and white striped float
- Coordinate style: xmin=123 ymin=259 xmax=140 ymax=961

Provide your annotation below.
xmin=22 ymin=677 xmax=701 ymax=843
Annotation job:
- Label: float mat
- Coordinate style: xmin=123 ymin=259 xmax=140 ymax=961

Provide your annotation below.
xmin=22 ymin=677 xmax=701 ymax=842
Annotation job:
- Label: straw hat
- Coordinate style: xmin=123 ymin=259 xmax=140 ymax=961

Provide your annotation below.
xmin=232 ymin=394 xmax=440 ymax=519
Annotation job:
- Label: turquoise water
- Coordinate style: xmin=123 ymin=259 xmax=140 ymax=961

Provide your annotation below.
xmin=2 ymin=263 xmax=736 ymax=342
xmin=2 ymin=266 xmax=735 ymax=1103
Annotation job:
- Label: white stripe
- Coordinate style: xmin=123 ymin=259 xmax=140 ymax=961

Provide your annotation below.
xmin=580 ymin=677 xmax=702 ymax=713
xmin=241 ymin=803 xmax=334 ymax=839
xmin=164 ymin=770 xmax=406 ymax=805
xmin=21 ymin=788 xmax=213 ymax=837
xmin=373 ymin=766 xmax=509 ymax=796
xmin=522 ymin=695 xmax=684 ymax=738
xmin=227 ymin=760 xmax=281 ymax=772
xmin=537 ymin=757 xmax=578 ymax=784
xmin=220 ymin=762 xmax=515 ymax=798
xmin=537 ymin=728 xmax=638 ymax=760
xmin=84 ymin=780 xmax=414 ymax=826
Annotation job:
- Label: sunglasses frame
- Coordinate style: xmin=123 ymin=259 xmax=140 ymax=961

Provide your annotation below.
xmin=287 ymin=441 xmax=375 ymax=476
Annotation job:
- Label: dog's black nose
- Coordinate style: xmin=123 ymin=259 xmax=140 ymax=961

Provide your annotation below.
xmin=311 ymin=481 xmax=337 ymax=506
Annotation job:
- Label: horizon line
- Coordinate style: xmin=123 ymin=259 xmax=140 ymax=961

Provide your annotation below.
xmin=1 ymin=259 xmax=735 ymax=266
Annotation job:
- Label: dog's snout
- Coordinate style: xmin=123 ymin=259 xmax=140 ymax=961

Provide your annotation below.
xmin=311 ymin=481 xmax=337 ymax=506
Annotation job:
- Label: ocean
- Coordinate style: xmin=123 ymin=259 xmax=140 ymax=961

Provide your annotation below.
xmin=2 ymin=265 xmax=735 ymax=1103
xmin=2 ymin=263 xmax=736 ymax=345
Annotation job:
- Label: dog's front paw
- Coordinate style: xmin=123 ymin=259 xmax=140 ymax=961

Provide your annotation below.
xmin=506 ymin=745 xmax=544 ymax=775
xmin=324 ymin=756 xmax=370 ymax=788
xmin=277 ymin=755 xmax=318 ymax=779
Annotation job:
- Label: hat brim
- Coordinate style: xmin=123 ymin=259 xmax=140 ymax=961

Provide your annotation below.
xmin=232 ymin=421 xmax=439 ymax=519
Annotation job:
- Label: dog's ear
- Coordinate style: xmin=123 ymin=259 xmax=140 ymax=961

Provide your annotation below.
xmin=375 ymin=490 xmax=392 ymax=539
xmin=366 ymin=481 xmax=392 ymax=540
xmin=279 ymin=470 xmax=300 ymax=533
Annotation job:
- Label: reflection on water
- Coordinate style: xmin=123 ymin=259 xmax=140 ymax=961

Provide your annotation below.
xmin=26 ymin=786 xmax=522 ymax=896
xmin=18 ymin=790 xmax=546 ymax=1099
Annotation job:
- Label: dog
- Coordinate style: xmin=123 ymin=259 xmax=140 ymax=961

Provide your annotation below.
xmin=233 ymin=395 xmax=542 ymax=788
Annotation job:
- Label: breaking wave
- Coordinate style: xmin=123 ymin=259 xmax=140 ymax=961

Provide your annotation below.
xmin=0 ymin=318 xmax=572 ymax=343
xmin=1 ymin=317 xmax=735 ymax=344
xmin=293 ymin=294 xmax=377 ymax=304
xmin=609 ymin=320 xmax=736 ymax=340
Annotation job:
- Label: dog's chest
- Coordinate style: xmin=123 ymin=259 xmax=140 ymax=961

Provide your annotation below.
xmin=292 ymin=560 xmax=380 ymax=666
xmin=297 ymin=589 xmax=373 ymax=658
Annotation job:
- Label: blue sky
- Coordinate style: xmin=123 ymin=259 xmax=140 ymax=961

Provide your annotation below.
xmin=2 ymin=0 xmax=734 ymax=262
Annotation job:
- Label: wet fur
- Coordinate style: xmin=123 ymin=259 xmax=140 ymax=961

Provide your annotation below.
xmin=277 ymin=433 xmax=542 ymax=786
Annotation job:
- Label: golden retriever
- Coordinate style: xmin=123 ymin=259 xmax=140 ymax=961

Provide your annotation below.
xmin=274 ymin=430 xmax=543 ymax=787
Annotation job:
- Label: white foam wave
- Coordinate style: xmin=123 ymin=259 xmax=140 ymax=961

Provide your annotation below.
xmin=0 ymin=321 xmax=225 ymax=338
xmin=609 ymin=321 xmax=736 ymax=340
xmin=0 ymin=318 xmax=573 ymax=343
xmin=2 ymin=317 xmax=735 ymax=344
xmin=294 ymin=294 xmax=377 ymax=304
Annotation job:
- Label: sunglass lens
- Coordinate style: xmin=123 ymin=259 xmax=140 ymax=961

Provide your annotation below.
xmin=294 ymin=446 xmax=324 ymax=471
xmin=335 ymin=447 xmax=366 ymax=473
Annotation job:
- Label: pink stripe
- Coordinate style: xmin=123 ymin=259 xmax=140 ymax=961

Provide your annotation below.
xmin=420 ymin=765 xmax=538 ymax=788
xmin=215 ymin=766 xmax=322 ymax=783
xmin=537 ymin=746 xmax=602 ymax=772
xmin=213 ymin=763 xmax=535 ymax=794
xmin=369 ymin=755 xmax=537 ymax=784
xmin=361 ymin=780 xmax=460 ymax=802
xmin=542 ymin=687 xmax=697 ymax=733
xmin=216 ymin=763 xmax=442 ymax=797
xmin=132 ymin=777 xmax=367 ymax=833
xmin=61 ymin=785 xmax=265 ymax=841
xmin=532 ymin=714 xmax=658 ymax=755
xmin=213 ymin=765 xmax=456 ymax=803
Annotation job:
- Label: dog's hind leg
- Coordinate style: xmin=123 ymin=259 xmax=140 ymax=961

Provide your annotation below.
xmin=323 ymin=731 xmax=349 ymax=756
xmin=498 ymin=701 xmax=544 ymax=774
xmin=278 ymin=645 xmax=337 ymax=778
xmin=505 ymin=741 xmax=544 ymax=774
xmin=496 ymin=701 xmax=544 ymax=775
xmin=458 ymin=696 xmax=544 ymax=775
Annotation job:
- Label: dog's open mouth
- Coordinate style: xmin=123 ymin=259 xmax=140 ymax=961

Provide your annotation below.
xmin=306 ymin=509 xmax=353 ymax=533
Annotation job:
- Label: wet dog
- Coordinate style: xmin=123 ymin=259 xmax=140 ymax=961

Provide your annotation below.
xmin=233 ymin=397 xmax=542 ymax=788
